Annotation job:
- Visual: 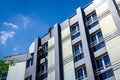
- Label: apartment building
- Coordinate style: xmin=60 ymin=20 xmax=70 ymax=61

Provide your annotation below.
xmin=5 ymin=0 xmax=120 ymax=80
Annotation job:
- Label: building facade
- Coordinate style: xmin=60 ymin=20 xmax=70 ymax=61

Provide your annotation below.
xmin=5 ymin=0 xmax=120 ymax=80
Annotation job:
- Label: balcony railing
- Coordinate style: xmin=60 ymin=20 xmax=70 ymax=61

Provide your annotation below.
xmin=71 ymin=29 xmax=80 ymax=35
xmin=73 ymin=50 xmax=84 ymax=62
xmin=74 ymin=49 xmax=83 ymax=55
xmin=76 ymin=75 xmax=88 ymax=80
xmin=95 ymin=63 xmax=111 ymax=74
xmin=90 ymin=37 xmax=104 ymax=48
xmin=86 ymin=16 xmax=98 ymax=26
xmin=40 ymin=70 xmax=47 ymax=76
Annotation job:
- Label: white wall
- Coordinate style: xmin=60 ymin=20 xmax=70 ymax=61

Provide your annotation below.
xmin=7 ymin=62 xmax=26 ymax=80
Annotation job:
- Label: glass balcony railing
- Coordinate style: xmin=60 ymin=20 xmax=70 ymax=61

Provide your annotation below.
xmin=90 ymin=37 xmax=104 ymax=48
xmin=73 ymin=50 xmax=84 ymax=62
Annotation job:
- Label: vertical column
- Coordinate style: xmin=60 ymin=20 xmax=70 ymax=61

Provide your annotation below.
xmin=76 ymin=7 xmax=95 ymax=80
xmin=54 ymin=24 xmax=63 ymax=80
xmin=34 ymin=38 xmax=41 ymax=80
xmin=25 ymin=38 xmax=41 ymax=80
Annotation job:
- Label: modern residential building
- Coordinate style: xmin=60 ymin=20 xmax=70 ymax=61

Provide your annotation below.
xmin=4 ymin=0 xmax=120 ymax=80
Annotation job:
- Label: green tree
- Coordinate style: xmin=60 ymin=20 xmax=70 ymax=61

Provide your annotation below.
xmin=0 ymin=58 xmax=14 ymax=79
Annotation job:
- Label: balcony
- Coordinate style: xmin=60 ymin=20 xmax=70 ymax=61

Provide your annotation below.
xmin=86 ymin=16 xmax=97 ymax=25
xmin=71 ymin=30 xmax=80 ymax=40
xmin=73 ymin=50 xmax=84 ymax=62
xmin=90 ymin=37 xmax=104 ymax=48
xmin=96 ymin=63 xmax=111 ymax=73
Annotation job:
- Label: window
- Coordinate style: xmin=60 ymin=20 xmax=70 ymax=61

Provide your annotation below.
xmin=96 ymin=69 xmax=114 ymax=80
xmin=76 ymin=66 xmax=87 ymax=80
xmin=26 ymin=58 xmax=33 ymax=68
xmin=1 ymin=72 xmax=8 ymax=80
xmin=25 ymin=76 xmax=32 ymax=80
xmin=91 ymin=31 xmax=103 ymax=42
xmin=40 ymin=63 xmax=48 ymax=73
xmin=91 ymin=31 xmax=105 ymax=51
xmin=93 ymin=42 xmax=105 ymax=52
xmin=86 ymin=12 xmax=99 ymax=29
xmin=1 ymin=72 xmax=8 ymax=77
xmin=41 ymin=72 xmax=47 ymax=79
xmin=96 ymin=55 xmax=111 ymax=71
xmin=43 ymin=43 xmax=48 ymax=51
xmin=73 ymin=43 xmax=84 ymax=62
xmin=71 ymin=23 xmax=80 ymax=39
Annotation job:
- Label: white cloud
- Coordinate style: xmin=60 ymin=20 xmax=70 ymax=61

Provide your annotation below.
xmin=0 ymin=31 xmax=15 ymax=45
xmin=3 ymin=22 xmax=18 ymax=29
xmin=13 ymin=47 xmax=18 ymax=52
xmin=22 ymin=16 xmax=29 ymax=29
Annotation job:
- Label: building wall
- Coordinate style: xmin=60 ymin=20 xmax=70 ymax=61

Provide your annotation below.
xmin=7 ymin=62 xmax=26 ymax=80
xmin=61 ymin=27 xmax=76 ymax=80
xmin=95 ymin=0 xmax=120 ymax=79
xmin=48 ymin=37 xmax=55 ymax=80
xmin=7 ymin=0 xmax=120 ymax=80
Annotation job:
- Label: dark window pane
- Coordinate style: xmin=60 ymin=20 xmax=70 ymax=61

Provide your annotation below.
xmin=91 ymin=35 xmax=96 ymax=42
xmin=88 ymin=21 xmax=99 ymax=29
xmin=74 ymin=53 xmax=84 ymax=62
xmin=71 ymin=24 xmax=79 ymax=34
xmin=72 ymin=32 xmax=80 ymax=39
xmin=92 ymin=13 xmax=97 ymax=18
xmin=74 ymin=44 xmax=79 ymax=52
xmin=1 ymin=78 xmax=6 ymax=80
xmin=26 ymin=58 xmax=33 ymax=68
xmin=2 ymin=72 xmax=8 ymax=77
xmin=97 ymin=32 xmax=102 ymax=38
xmin=93 ymin=41 xmax=105 ymax=52
xmin=100 ymin=69 xmax=114 ymax=80
xmin=96 ymin=58 xmax=103 ymax=70
xmin=41 ymin=73 xmax=47 ymax=79
xmin=25 ymin=76 xmax=32 ymax=80
xmin=76 ymin=67 xmax=87 ymax=80
xmin=87 ymin=16 xmax=91 ymax=21
xmin=77 ymin=68 xmax=83 ymax=79
xmin=103 ymin=55 xmax=110 ymax=67
xmin=71 ymin=23 xmax=80 ymax=39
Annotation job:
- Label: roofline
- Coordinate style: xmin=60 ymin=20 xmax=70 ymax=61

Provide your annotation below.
xmin=4 ymin=53 xmax=27 ymax=58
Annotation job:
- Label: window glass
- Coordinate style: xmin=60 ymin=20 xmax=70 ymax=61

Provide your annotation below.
xmin=91 ymin=35 xmax=96 ymax=42
xmin=71 ymin=24 xmax=79 ymax=33
xmin=74 ymin=53 xmax=84 ymax=62
xmin=76 ymin=66 xmax=87 ymax=80
xmin=100 ymin=69 xmax=114 ymax=80
xmin=71 ymin=23 xmax=80 ymax=39
xmin=25 ymin=76 xmax=32 ymax=80
xmin=73 ymin=43 xmax=84 ymax=62
xmin=92 ymin=13 xmax=97 ymax=19
xmin=87 ymin=16 xmax=91 ymax=21
xmin=97 ymin=32 xmax=102 ymax=38
xmin=96 ymin=58 xmax=103 ymax=69
xmin=96 ymin=55 xmax=111 ymax=70
xmin=86 ymin=12 xmax=99 ymax=29
xmin=72 ymin=32 xmax=80 ymax=39
xmin=88 ymin=21 xmax=99 ymax=29
xmin=77 ymin=68 xmax=83 ymax=79
xmin=74 ymin=44 xmax=79 ymax=52
xmin=2 ymin=72 xmax=8 ymax=77
xmin=26 ymin=58 xmax=33 ymax=68
xmin=103 ymin=55 xmax=110 ymax=67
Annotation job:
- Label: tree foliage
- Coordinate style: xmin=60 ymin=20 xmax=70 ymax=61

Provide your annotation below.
xmin=0 ymin=58 xmax=14 ymax=78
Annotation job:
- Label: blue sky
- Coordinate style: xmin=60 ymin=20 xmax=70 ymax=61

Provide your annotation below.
xmin=0 ymin=0 xmax=92 ymax=59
